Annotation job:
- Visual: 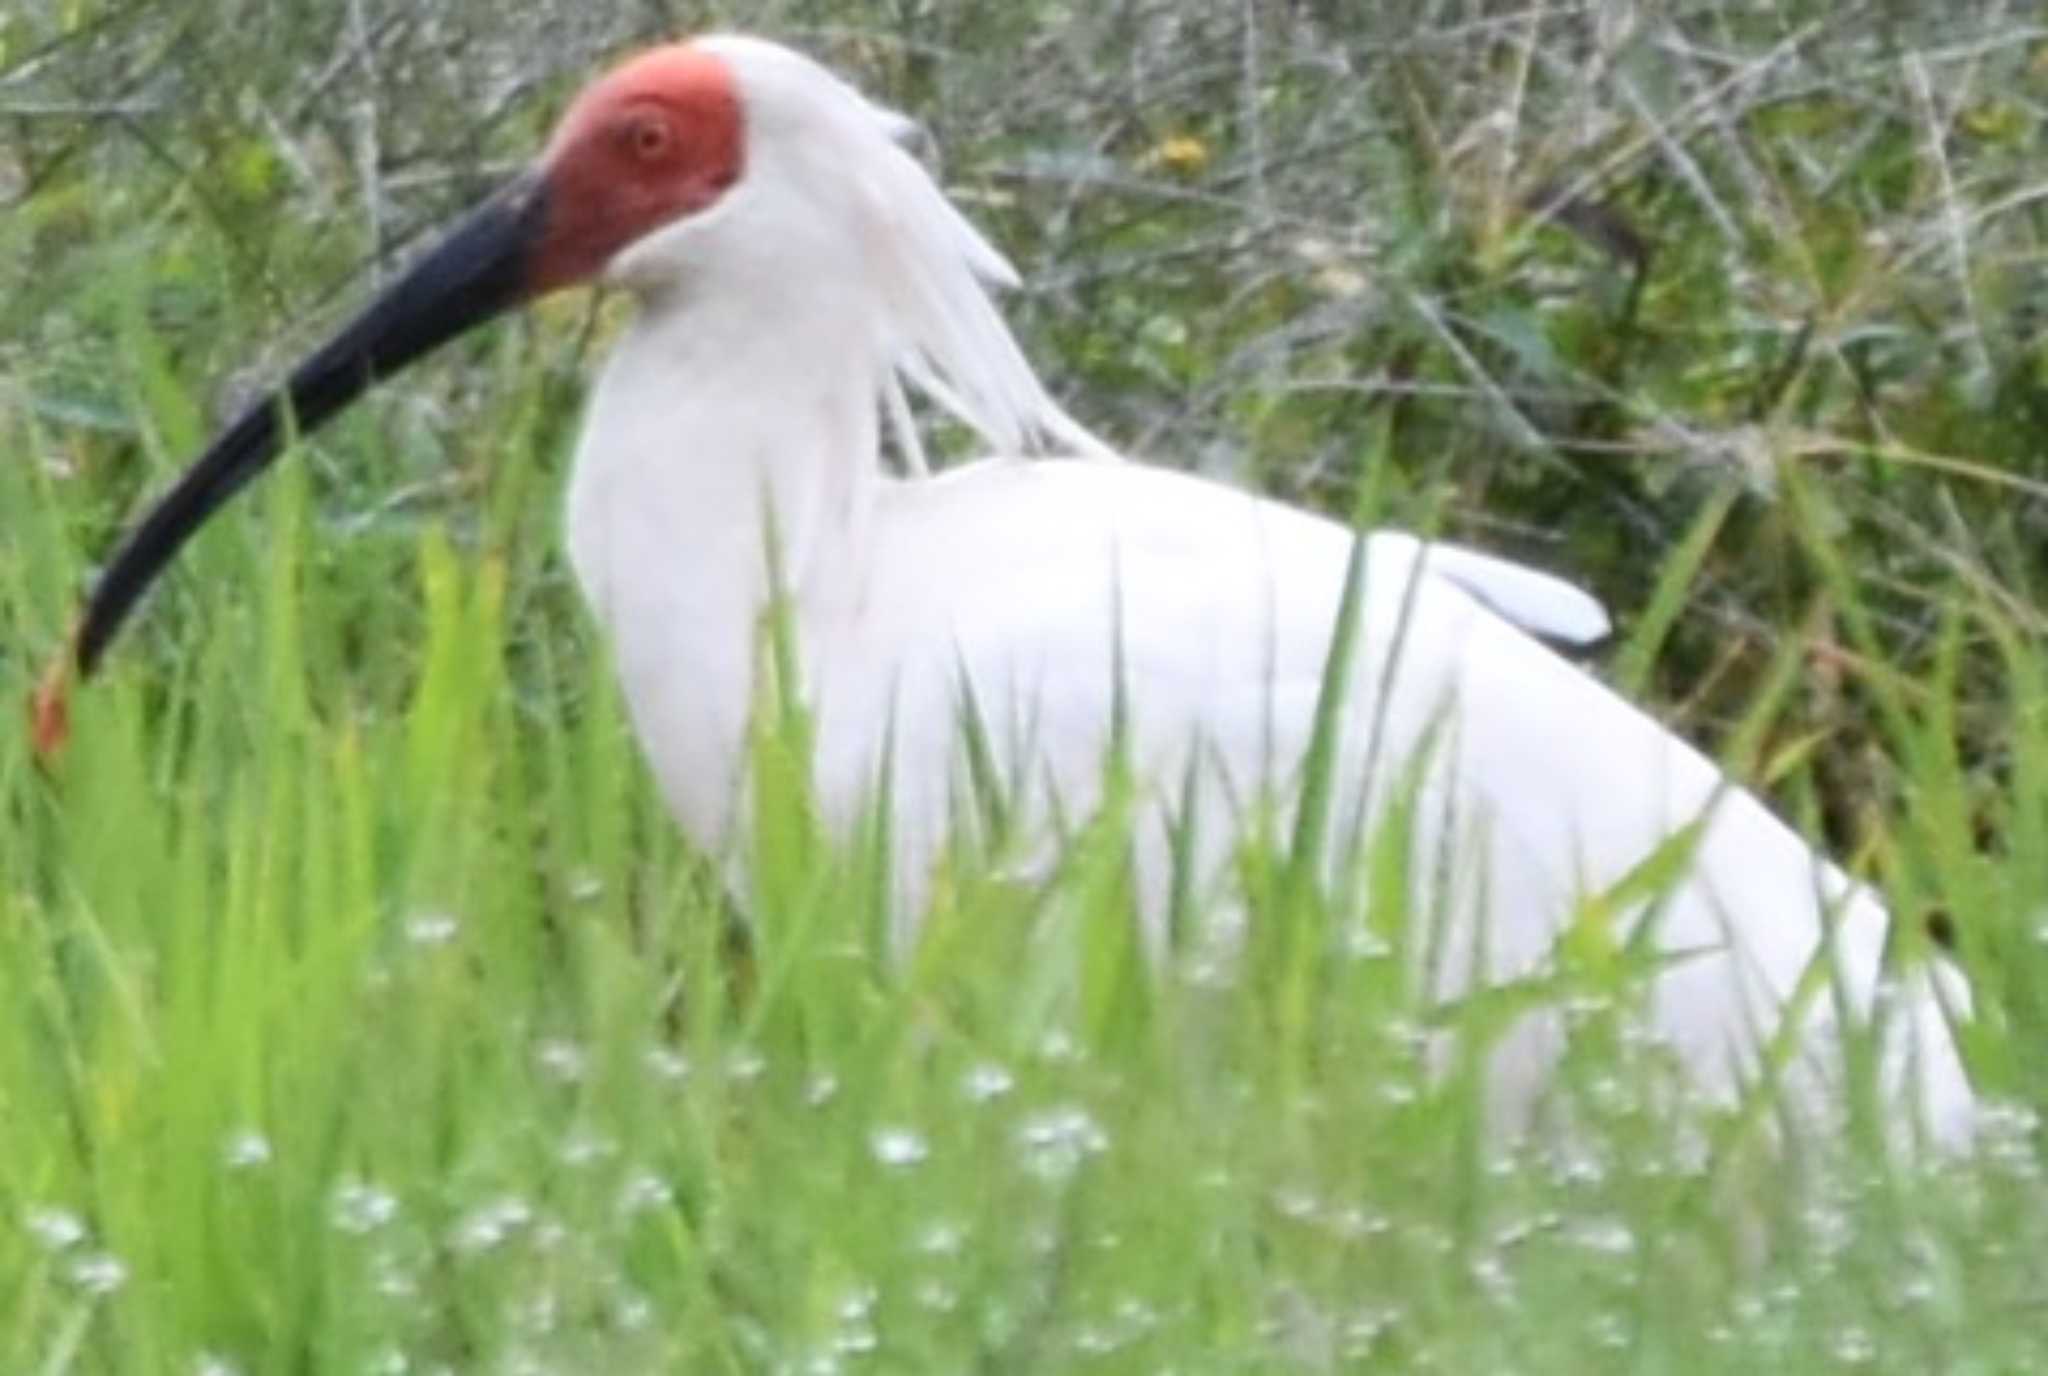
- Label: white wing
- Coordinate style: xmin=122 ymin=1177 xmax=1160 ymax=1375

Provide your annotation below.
xmin=808 ymin=457 xmax=1971 ymax=1141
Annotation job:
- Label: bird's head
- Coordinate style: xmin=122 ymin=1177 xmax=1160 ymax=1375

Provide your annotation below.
xmin=529 ymin=37 xmax=947 ymax=299
xmin=523 ymin=43 xmax=748 ymax=294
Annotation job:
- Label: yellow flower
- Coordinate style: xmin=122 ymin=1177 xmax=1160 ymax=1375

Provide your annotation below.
xmin=1149 ymin=134 xmax=1211 ymax=176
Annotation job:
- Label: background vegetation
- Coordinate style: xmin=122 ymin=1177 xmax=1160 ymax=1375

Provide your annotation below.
xmin=4 ymin=0 xmax=2047 ymax=1370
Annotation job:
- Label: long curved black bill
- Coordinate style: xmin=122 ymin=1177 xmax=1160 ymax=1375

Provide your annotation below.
xmin=72 ymin=173 xmax=551 ymax=677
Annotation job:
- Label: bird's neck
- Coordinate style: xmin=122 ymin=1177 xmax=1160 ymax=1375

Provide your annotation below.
xmin=563 ymin=279 xmax=890 ymax=842
xmin=567 ymin=280 xmax=887 ymax=632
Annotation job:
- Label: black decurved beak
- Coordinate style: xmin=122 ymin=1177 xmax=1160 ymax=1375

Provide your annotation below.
xmin=71 ymin=173 xmax=551 ymax=677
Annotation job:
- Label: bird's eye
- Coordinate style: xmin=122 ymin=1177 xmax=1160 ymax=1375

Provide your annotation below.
xmin=625 ymin=112 xmax=673 ymax=161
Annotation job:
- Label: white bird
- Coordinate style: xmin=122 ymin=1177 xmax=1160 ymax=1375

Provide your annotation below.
xmin=52 ymin=36 xmax=1972 ymax=1144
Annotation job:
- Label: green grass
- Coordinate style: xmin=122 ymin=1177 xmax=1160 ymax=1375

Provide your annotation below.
xmin=3 ymin=498 xmax=2042 ymax=1375
xmin=4 ymin=485 xmax=2040 ymax=1374
xmin=7 ymin=2 xmax=2048 ymax=1371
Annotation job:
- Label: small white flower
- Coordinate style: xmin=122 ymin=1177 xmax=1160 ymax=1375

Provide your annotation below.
xmin=870 ymin=1127 xmax=930 ymax=1168
xmin=223 ymin=1130 xmax=273 ymax=1170
xmin=962 ymin=1062 xmax=1015 ymax=1102
xmin=1016 ymin=1106 xmax=1109 ymax=1181
xmin=331 ymin=1181 xmax=399 ymax=1234
xmin=69 ymin=1251 xmax=128 ymax=1295
xmin=25 ymin=1206 xmax=87 ymax=1252
xmin=618 ymin=1171 xmax=674 ymax=1216
xmin=535 ymin=1039 xmax=588 ymax=1083
xmin=405 ymin=911 xmax=460 ymax=946
xmin=450 ymin=1195 xmax=532 ymax=1254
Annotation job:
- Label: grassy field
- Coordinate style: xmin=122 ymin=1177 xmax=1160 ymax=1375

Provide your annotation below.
xmin=6 ymin=1 xmax=2048 ymax=1370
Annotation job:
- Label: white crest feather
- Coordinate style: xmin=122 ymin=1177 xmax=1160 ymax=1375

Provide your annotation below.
xmin=699 ymin=35 xmax=1118 ymax=464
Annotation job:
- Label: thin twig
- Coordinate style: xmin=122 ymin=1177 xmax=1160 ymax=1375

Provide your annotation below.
xmin=1902 ymin=51 xmax=1993 ymax=383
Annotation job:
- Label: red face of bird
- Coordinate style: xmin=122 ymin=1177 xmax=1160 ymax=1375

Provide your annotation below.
xmin=528 ymin=47 xmax=744 ymax=292
xmin=47 ymin=43 xmax=750 ymax=713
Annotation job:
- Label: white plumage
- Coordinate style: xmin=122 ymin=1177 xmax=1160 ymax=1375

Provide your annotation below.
xmin=563 ymin=37 xmax=1974 ymax=1141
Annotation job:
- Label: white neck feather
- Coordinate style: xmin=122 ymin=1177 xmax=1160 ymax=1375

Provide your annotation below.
xmin=562 ymin=277 xmax=884 ymax=847
xmin=566 ymin=278 xmax=884 ymax=628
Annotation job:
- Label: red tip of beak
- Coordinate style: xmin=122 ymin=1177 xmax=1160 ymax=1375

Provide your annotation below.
xmin=30 ymin=645 xmax=74 ymax=765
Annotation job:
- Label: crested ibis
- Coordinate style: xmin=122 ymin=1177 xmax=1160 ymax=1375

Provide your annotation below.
xmin=43 ymin=36 xmax=1972 ymax=1142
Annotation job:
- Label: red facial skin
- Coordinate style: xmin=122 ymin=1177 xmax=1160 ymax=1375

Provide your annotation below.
xmin=529 ymin=46 xmax=746 ymax=293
